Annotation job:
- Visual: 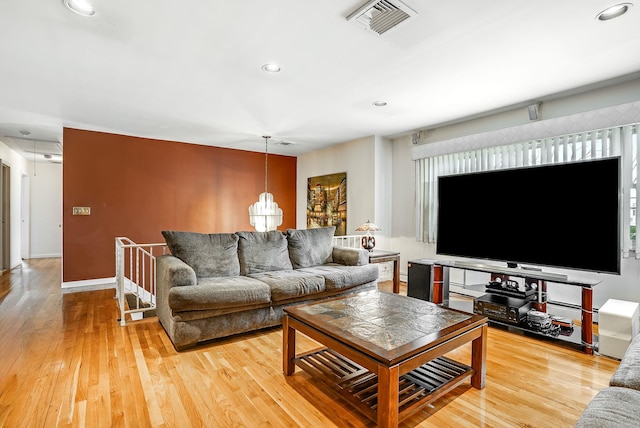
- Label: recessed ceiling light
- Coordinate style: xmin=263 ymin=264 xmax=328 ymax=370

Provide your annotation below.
xmin=63 ymin=0 xmax=96 ymax=17
xmin=373 ymin=101 xmax=388 ymax=107
xmin=262 ymin=64 xmax=281 ymax=73
xmin=596 ymin=3 xmax=632 ymax=21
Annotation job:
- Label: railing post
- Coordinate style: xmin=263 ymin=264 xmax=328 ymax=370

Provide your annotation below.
xmin=115 ymin=238 xmax=127 ymax=326
xmin=331 ymin=235 xmax=362 ymax=249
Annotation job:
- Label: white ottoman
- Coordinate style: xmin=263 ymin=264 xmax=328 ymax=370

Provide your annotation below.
xmin=599 ymin=299 xmax=640 ymax=359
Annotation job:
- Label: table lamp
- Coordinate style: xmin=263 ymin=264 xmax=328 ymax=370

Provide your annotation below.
xmin=356 ymin=220 xmax=380 ymax=251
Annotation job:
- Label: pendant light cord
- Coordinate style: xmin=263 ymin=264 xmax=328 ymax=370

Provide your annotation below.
xmin=263 ymin=135 xmax=270 ymax=194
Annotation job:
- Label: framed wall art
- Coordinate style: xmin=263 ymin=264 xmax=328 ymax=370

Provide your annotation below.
xmin=306 ymin=172 xmax=347 ymax=236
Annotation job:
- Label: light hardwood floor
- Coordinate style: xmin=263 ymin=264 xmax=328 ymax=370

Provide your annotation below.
xmin=0 ymin=258 xmax=620 ymax=427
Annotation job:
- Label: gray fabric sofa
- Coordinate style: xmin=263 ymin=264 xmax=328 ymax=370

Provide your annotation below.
xmin=575 ymin=333 xmax=640 ymax=427
xmin=155 ymin=226 xmax=379 ymax=350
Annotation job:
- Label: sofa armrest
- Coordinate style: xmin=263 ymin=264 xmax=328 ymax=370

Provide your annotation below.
xmin=156 ymin=255 xmax=197 ymax=323
xmin=155 ymin=255 xmax=197 ymax=339
xmin=609 ymin=333 xmax=640 ymax=390
xmin=574 ymin=387 xmax=640 ymax=427
xmin=332 ymin=247 xmax=369 ymax=266
xmin=156 ymin=255 xmax=197 ymax=290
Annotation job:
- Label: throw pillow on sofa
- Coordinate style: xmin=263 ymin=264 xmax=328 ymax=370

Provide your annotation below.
xmin=286 ymin=226 xmax=335 ymax=269
xmin=161 ymin=230 xmax=240 ymax=278
xmin=236 ymin=230 xmax=293 ymax=275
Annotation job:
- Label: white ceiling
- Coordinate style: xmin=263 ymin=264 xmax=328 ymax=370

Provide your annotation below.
xmin=1 ymin=0 xmax=639 ymax=160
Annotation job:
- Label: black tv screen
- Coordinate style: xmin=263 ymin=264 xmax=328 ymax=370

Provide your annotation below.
xmin=436 ymin=157 xmax=621 ymax=274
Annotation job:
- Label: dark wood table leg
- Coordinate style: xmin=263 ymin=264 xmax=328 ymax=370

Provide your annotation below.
xmin=392 ymin=256 xmax=400 ymax=294
xmin=433 ymin=265 xmax=444 ymax=304
xmin=377 ymin=364 xmax=399 ymax=428
xmin=581 ymin=287 xmax=594 ymax=355
xmin=368 ymin=252 xmax=401 ymax=294
xmin=283 ymin=315 xmax=296 ymax=375
xmin=471 ymin=324 xmax=488 ymax=389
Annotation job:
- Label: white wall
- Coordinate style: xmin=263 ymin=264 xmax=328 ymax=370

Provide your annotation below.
xmin=374 ymin=136 xmax=393 ymax=245
xmin=390 ymin=134 xmax=437 ymax=274
xmin=417 ymin=75 xmax=640 ymax=146
xmin=0 ymin=139 xmax=30 ymax=268
xmin=297 ymin=136 xmax=377 ymax=238
xmin=297 ymin=136 xmax=396 ymax=280
xmin=29 ymin=162 xmax=62 ymax=258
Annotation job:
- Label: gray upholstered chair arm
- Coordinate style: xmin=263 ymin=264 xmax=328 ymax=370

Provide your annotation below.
xmin=156 ymin=255 xmax=197 ymax=290
xmin=332 ymin=247 xmax=369 ymax=266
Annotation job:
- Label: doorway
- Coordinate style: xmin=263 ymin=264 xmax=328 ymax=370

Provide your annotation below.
xmin=21 ymin=174 xmax=29 ymax=260
xmin=0 ymin=163 xmax=10 ymax=271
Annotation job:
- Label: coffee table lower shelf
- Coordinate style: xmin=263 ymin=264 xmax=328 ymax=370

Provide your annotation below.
xmin=294 ymin=348 xmax=474 ymax=423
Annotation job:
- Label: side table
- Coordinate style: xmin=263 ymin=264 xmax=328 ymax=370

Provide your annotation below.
xmin=368 ymin=250 xmax=401 ymax=294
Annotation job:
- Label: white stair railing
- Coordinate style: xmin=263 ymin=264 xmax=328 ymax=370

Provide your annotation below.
xmin=115 ymin=237 xmax=167 ymax=326
xmin=332 ymin=235 xmax=362 ymax=248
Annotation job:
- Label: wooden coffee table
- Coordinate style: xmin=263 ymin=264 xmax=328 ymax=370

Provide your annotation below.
xmin=283 ymin=290 xmax=488 ymax=427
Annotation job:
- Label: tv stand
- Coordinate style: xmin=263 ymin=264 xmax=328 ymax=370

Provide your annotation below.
xmin=426 ymin=260 xmax=600 ymax=354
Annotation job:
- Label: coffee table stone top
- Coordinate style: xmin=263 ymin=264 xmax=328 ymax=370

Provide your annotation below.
xmin=289 ymin=290 xmax=473 ymax=353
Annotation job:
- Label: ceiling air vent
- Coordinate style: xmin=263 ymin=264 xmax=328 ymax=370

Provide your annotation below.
xmin=347 ymin=0 xmax=417 ymax=35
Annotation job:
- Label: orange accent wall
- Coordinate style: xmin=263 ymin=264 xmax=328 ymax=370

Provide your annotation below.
xmin=62 ymin=128 xmax=297 ymax=282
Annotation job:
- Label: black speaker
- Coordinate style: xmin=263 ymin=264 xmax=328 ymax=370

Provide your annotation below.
xmin=407 ymin=260 xmax=434 ymax=301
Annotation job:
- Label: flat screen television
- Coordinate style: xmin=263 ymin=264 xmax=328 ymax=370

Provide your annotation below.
xmin=436 ymin=157 xmax=621 ymax=274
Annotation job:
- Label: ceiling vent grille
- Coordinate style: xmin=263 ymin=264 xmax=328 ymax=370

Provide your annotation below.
xmin=347 ymin=0 xmax=417 ymax=35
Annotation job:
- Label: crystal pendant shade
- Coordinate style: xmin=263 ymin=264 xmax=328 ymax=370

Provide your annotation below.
xmin=248 ymin=136 xmax=283 ymax=232
xmin=249 ymin=192 xmax=283 ymax=232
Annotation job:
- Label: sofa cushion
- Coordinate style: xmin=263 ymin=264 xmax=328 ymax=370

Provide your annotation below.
xmin=297 ymin=263 xmax=379 ymax=291
xmin=609 ymin=333 xmax=640 ymax=390
xmin=162 ymin=231 xmax=240 ymax=278
xmin=250 ymin=270 xmax=326 ymax=302
xmin=286 ymin=226 xmax=335 ymax=268
xmin=168 ymin=276 xmax=271 ymax=312
xmin=574 ymin=387 xmax=640 ymax=427
xmin=236 ymin=231 xmax=293 ymax=275
xmin=332 ymin=246 xmax=370 ymax=266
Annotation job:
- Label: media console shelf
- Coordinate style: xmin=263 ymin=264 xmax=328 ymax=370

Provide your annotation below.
xmin=416 ymin=259 xmax=601 ymax=355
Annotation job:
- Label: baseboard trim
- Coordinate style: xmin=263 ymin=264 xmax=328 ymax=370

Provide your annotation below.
xmin=61 ymin=277 xmax=115 ymax=290
xmin=29 ymin=253 xmax=62 ymax=259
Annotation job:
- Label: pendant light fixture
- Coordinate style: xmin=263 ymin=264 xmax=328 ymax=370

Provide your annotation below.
xmin=248 ymin=136 xmax=283 ymax=232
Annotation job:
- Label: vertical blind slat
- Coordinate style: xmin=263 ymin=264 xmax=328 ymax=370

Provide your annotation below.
xmin=633 ymin=125 xmax=640 ymax=258
xmin=619 ymin=127 xmax=632 ymax=258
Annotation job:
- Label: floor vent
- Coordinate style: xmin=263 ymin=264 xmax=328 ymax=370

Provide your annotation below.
xmin=347 ymin=0 xmax=417 ymax=35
